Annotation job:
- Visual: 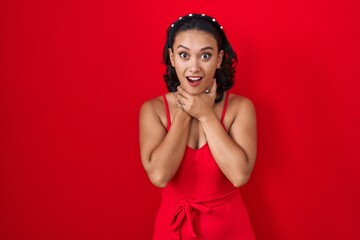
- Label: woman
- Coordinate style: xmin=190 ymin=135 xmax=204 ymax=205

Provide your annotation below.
xmin=139 ymin=13 xmax=257 ymax=240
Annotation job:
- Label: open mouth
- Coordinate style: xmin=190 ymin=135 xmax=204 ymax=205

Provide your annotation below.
xmin=186 ymin=77 xmax=203 ymax=86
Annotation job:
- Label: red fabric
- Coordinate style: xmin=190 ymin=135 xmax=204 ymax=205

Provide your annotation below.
xmin=153 ymin=92 xmax=255 ymax=239
xmin=163 ymin=95 xmax=171 ymax=131
xmin=220 ymin=91 xmax=230 ymax=124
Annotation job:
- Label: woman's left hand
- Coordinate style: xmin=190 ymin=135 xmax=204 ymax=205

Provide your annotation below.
xmin=176 ymin=78 xmax=217 ymax=120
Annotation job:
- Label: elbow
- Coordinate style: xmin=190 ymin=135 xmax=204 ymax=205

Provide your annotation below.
xmin=148 ymin=172 xmax=169 ymax=188
xmin=232 ymin=173 xmax=251 ymax=188
xmin=142 ymin=157 xmax=170 ymax=188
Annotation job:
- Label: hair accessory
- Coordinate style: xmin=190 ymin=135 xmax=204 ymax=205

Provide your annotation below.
xmin=169 ymin=13 xmax=225 ymax=32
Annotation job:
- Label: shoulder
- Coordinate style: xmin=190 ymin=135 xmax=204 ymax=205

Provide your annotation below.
xmin=228 ymin=93 xmax=256 ymax=115
xmin=139 ymin=95 xmax=168 ymax=128
xmin=222 ymin=93 xmax=256 ymax=131
xmin=226 ymin=93 xmax=256 ymax=128
xmin=226 ymin=93 xmax=257 ymax=133
xmin=140 ymin=95 xmax=165 ymax=115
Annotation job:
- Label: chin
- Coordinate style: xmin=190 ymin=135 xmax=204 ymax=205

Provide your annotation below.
xmin=179 ymin=82 xmax=205 ymax=95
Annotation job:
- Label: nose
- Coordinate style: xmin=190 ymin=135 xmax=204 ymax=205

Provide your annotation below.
xmin=188 ymin=58 xmax=201 ymax=73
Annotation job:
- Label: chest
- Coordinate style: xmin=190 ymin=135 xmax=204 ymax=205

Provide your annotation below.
xmin=186 ymin=106 xmax=226 ymax=150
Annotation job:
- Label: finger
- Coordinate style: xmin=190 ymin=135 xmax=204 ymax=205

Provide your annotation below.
xmin=176 ymin=86 xmax=189 ymax=99
xmin=177 ymin=87 xmax=192 ymax=107
xmin=176 ymin=92 xmax=186 ymax=104
xmin=176 ymin=100 xmax=184 ymax=111
xmin=176 ymin=85 xmax=185 ymax=95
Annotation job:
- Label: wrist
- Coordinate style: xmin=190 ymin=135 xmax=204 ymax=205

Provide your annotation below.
xmin=198 ymin=111 xmax=217 ymax=124
xmin=175 ymin=108 xmax=192 ymax=122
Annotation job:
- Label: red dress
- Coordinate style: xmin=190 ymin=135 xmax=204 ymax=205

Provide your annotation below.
xmin=153 ymin=93 xmax=255 ymax=240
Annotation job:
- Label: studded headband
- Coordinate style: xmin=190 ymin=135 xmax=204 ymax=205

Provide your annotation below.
xmin=170 ymin=13 xmax=224 ymax=30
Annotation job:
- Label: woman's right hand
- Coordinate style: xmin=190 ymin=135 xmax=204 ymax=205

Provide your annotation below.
xmin=176 ymin=79 xmax=217 ymax=121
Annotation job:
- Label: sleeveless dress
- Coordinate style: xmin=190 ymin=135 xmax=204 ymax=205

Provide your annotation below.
xmin=153 ymin=93 xmax=255 ymax=240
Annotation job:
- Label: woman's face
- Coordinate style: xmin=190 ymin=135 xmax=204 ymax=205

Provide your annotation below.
xmin=169 ymin=29 xmax=224 ymax=95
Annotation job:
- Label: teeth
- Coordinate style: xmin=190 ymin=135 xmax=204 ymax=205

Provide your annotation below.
xmin=187 ymin=77 xmax=202 ymax=81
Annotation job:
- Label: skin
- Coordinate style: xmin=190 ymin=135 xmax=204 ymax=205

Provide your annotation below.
xmin=139 ymin=29 xmax=257 ymax=188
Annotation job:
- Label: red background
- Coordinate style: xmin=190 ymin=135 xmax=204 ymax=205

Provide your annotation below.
xmin=1 ymin=0 xmax=359 ymax=239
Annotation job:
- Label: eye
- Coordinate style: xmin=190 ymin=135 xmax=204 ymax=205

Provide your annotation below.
xmin=201 ymin=53 xmax=212 ymax=59
xmin=179 ymin=52 xmax=188 ymax=58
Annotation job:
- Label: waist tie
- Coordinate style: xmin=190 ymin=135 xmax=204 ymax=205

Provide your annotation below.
xmin=162 ymin=188 xmax=239 ymax=239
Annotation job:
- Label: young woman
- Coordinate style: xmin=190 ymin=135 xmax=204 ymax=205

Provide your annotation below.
xmin=139 ymin=13 xmax=257 ymax=240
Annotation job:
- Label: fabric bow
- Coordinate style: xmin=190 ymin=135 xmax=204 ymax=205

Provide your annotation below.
xmin=171 ymin=199 xmax=211 ymax=238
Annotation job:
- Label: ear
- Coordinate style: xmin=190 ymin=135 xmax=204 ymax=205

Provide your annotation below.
xmin=217 ymin=50 xmax=224 ymax=69
xmin=168 ymin=48 xmax=175 ymax=67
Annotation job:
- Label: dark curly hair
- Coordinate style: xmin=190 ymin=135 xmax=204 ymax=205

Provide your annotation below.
xmin=163 ymin=13 xmax=238 ymax=103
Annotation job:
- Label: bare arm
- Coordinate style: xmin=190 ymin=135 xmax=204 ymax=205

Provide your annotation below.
xmin=177 ymin=82 xmax=257 ymax=187
xmin=139 ymin=97 xmax=191 ymax=187
xmin=199 ymin=96 xmax=257 ymax=187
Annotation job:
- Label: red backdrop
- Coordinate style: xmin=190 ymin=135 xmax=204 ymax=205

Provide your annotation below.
xmin=1 ymin=0 xmax=359 ymax=239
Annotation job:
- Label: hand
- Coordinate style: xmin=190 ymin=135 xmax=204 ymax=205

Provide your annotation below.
xmin=176 ymin=79 xmax=217 ymax=120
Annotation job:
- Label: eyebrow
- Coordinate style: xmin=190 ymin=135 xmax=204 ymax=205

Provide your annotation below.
xmin=176 ymin=45 xmax=214 ymax=51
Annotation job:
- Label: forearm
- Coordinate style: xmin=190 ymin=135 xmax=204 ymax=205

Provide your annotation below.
xmin=147 ymin=111 xmax=191 ymax=187
xmin=200 ymin=113 xmax=253 ymax=187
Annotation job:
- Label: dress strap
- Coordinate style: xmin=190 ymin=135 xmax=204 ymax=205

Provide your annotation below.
xmin=162 ymin=94 xmax=171 ymax=131
xmin=220 ymin=92 xmax=230 ymax=125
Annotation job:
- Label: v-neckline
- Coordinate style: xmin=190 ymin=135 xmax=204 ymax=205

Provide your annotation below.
xmin=186 ymin=142 xmax=208 ymax=151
